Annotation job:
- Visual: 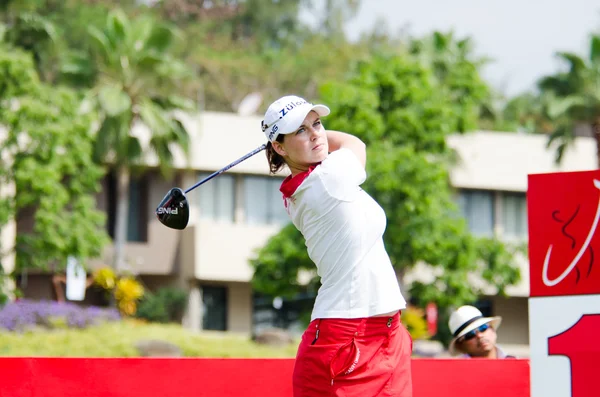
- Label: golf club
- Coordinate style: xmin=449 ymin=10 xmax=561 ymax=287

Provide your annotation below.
xmin=155 ymin=143 xmax=268 ymax=230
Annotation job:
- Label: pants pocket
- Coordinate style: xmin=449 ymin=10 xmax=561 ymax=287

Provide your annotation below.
xmin=329 ymin=334 xmax=389 ymax=385
xmin=330 ymin=338 xmax=359 ymax=379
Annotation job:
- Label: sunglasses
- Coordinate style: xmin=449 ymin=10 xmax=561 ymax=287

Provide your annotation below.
xmin=458 ymin=323 xmax=490 ymax=343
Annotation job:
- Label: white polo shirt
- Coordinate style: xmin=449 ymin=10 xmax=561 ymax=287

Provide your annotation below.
xmin=280 ymin=148 xmax=406 ymax=321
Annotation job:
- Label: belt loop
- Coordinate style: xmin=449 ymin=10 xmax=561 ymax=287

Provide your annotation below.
xmin=311 ymin=319 xmax=322 ymax=345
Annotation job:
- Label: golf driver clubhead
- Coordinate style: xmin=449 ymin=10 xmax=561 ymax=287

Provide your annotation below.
xmin=155 ymin=143 xmax=267 ymax=230
xmin=156 ymin=187 xmax=189 ymax=230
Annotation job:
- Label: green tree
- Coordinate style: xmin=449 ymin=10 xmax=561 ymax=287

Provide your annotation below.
xmin=409 ymin=31 xmax=494 ymax=133
xmin=149 ymin=0 xmax=366 ymax=112
xmin=0 ymin=42 xmax=108 ymax=274
xmin=60 ymin=9 xmax=194 ymax=271
xmin=190 ymin=33 xmax=373 ymax=112
xmin=152 ymin=0 xmax=360 ymax=42
xmin=250 ymin=53 xmax=521 ymax=344
xmin=536 ymin=33 xmax=600 ymax=166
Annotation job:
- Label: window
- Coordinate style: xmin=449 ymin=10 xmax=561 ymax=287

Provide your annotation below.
xmin=244 ymin=176 xmax=289 ymax=226
xmin=252 ymin=292 xmax=316 ymax=335
xmin=107 ymin=172 xmax=148 ymax=242
xmin=502 ymin=192 xmax=528 ymax=239
xmin=202 ymin=286 xmax=228 ymax=331
xmin=474 ymin=299 xmax=493 ymax=318
xmin=457 ymin=190 xmax=495 ymax=237
xmin=127 ymin=178 xmax=144 ymax=242
xmin=197 ymin=173 xmax=235 ymax=222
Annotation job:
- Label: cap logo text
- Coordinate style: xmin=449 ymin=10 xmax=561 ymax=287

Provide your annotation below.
xmin=268 ymin=125 xmax=279 ymax=140
xmin=278 ymin=100 xmax=308 ymax=119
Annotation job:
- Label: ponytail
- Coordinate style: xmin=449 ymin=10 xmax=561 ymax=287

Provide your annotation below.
xmin=266 ymin=138 xmax=286 ymax=174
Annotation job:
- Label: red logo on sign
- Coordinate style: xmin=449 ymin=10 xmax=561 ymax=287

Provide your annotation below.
xmin=528 ymin=170 xmax=600 ymax=297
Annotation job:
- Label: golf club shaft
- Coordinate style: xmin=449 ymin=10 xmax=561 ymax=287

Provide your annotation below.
xmin=184 ymin=143 xmax=268 ymax=194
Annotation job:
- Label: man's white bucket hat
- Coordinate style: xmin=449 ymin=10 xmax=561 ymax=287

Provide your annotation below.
xmin=448 ymin=305 xmax=502 ymax=355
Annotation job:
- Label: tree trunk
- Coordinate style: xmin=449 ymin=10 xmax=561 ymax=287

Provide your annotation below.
xmin=113 ymin=166 xmax=131 ymax=273
xmin=595 ymin=119 xmax=600 ymax=169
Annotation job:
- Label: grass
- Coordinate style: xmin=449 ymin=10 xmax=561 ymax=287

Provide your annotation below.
xmin=0 ymin=319 xmax=299 ymax=358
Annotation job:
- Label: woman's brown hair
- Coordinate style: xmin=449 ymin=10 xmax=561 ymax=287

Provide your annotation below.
xmin=266 ymin=134 xmax=286 ymax=174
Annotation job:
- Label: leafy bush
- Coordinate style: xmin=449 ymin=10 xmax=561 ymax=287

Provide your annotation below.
xmin=135 ymin=287 xmax=188 ymax=324
xmin=0 ymin=299 xmax=120 ymax=332
xmin=92 ymin=266 xmax=145 ymax=316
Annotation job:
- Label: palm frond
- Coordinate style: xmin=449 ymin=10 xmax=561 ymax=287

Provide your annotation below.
xmin=145 ymin=23 xmax=176 ymax=53
xmin=538 ymin=74 xmax=573 ymax=96
xmin=547 ymin=95 xmax=587 ymax=119
xmin=546 ymin=124 xmax=575 ymax=164
xmin=556 ymin=51 xmax=586 ymax=74
xmin=98 ymin=84 xmax=131 ymax=117
xmin=106 ymin=9 xmax=129 ymax=46
xmin=170 ymin=118 xmax=190 ymax=154
xmin=93 ymin=117 xmax=118 ymax=163
xmin=125 ymin=135 xmax=143 ymax=161
xmin=87 ymin=26 xmax=113 ymax=65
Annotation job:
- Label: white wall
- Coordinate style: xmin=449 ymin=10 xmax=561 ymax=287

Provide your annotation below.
xmin=448 ymin=131 xmax=596 ymax=192
xmin=194 ymin=220 xmax=282 ymax=282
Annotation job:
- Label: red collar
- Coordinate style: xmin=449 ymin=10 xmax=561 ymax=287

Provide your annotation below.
xmin=280 ymin=166 xmax=316 ymax=198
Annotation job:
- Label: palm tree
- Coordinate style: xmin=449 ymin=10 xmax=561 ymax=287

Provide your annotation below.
xmin=481 ymin=92 xmax=553 ymax=134
xmin=62 ymin=9 xmax=193 ymax=272
xmin=538 ymin=33 xmax=600 ymax=167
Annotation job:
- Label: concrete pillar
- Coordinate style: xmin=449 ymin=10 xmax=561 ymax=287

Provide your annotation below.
xmin=177 ymin=170 xmax=202 ymax=331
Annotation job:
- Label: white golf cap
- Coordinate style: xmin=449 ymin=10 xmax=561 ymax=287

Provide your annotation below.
xmin=261 ymin=95 xmax=330 ymax=142
xmin=448 ymin=305 xmax=502 ymax=355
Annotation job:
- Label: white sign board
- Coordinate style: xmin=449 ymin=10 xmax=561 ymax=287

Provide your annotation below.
xmin=66 ymin=256 xmax=86 ymax=301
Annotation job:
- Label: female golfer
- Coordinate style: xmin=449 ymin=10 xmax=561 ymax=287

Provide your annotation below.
xmin=261 ymin=95 xmax=413 ymax=397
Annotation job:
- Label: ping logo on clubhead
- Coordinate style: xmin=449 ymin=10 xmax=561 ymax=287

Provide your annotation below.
xmin=157 ymin=207 xmax=178 ymax=215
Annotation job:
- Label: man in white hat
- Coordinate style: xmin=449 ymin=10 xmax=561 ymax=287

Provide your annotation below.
xmin=448 ymin=305 xmax=513 ymax=358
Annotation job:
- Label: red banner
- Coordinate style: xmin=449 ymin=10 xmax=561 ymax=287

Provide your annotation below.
xmin=0 ymin=357 xmax=530 ymax=397
xmin=528 ymin=170 xmax=600 ymax=297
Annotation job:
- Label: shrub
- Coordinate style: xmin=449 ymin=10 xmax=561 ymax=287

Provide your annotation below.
xmin=92 ymin=266 xmax=145 ymax=316
xmin=401 ymin=306 xmax=431 ymax=341
xmin=114 ymin=277 xmax=144 ymax=316
xmin=135 ymin=287 xmax=188 ymax=324
xmin=0 ymin=299 xmax=120 ymax=332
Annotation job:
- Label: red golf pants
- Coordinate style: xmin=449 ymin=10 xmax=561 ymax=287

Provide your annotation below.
xmin=292 ymin=312 xmax=413 ymax=397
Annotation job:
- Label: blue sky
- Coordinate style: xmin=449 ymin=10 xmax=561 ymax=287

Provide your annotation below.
xmin=304 ymin=0 xmax=600 ymax=97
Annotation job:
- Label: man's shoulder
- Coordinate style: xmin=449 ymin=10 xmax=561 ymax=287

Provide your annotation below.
xmin=496 ymin=346 xmax=517 ymax=359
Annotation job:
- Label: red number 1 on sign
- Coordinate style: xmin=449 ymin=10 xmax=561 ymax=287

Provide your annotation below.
xmin=547 ymin=314 xmax=600 ymax=397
